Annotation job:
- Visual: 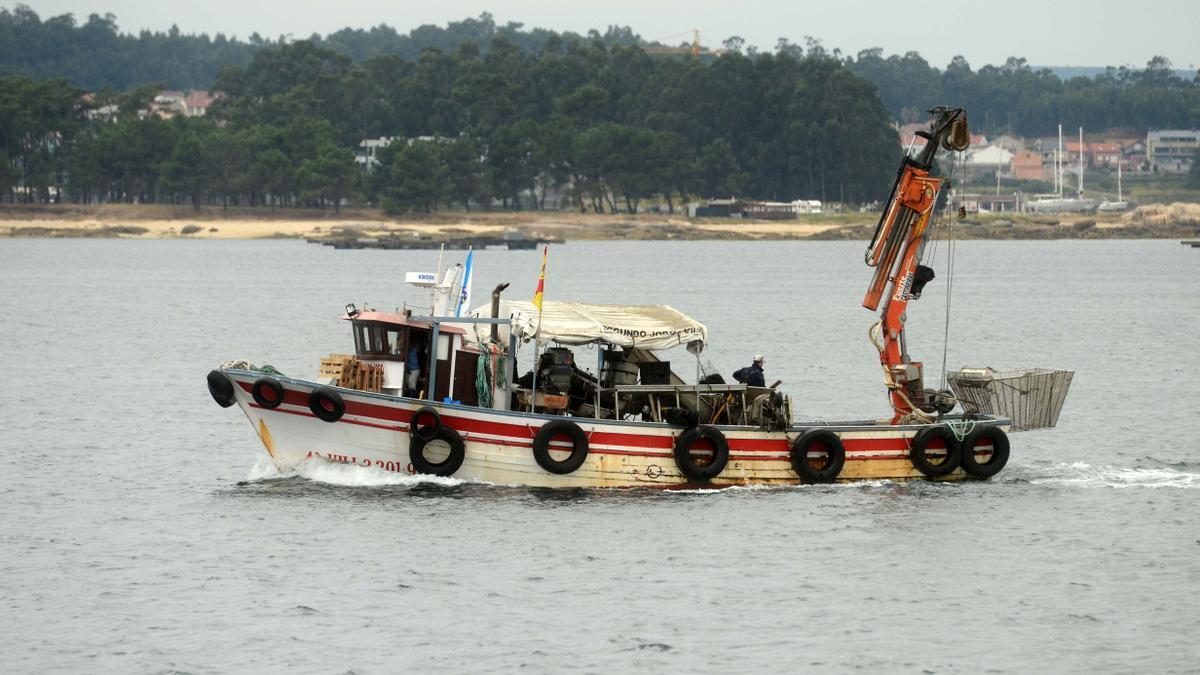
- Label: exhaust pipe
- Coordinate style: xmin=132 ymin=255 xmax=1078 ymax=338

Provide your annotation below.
xmin=491 ymin=282 xmax=510 ymax=341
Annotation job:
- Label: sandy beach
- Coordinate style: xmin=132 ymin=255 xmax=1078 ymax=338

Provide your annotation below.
xmin=0 ymin=204 xmax=843 ymax=240
xmin=1 ymin=202 xmax=1198 ymax=240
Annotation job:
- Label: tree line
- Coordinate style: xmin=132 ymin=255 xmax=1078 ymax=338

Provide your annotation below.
xmin=5 ymin=4 xmax=1198 ymax=138
xmin=0 ymin=6 xmax=636 ymax=91
xmin=1 ymin=37 xmax=899 ymax=212
xmin=843 ymin=50 xmax=1200 ymax=137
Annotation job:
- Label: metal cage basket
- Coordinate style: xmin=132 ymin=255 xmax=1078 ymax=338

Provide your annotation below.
xmin=946 ymin=367 xmax=1074 ymax=431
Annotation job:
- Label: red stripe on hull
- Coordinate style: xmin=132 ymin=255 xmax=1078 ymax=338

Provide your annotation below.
xmin=249 ymin=398 xmax=909 ymax=463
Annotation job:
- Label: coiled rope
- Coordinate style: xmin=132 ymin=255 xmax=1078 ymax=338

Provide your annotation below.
xmin=868 ymin=321 xmax=934 ymax=425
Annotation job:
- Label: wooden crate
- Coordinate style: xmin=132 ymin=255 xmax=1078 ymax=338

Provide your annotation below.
xmin=318 ymin=354 xmax=384 ymax=392
xmin=319 ymin=354 xmax=355 ymax=383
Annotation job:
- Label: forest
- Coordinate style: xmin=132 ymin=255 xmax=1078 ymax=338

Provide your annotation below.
xmin=0 ymin=36 xmax=898 ymax=211
xmin=2 ymin=5 xmax=1199 ymax=211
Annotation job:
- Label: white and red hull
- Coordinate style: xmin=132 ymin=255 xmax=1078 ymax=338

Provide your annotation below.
xmin=222 ymin=370 xmax=1009 ymax=488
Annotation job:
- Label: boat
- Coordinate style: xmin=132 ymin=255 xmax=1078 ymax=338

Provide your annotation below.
xmin=1028 ymin=125 xmax=1099 ymax=214
xmin=308 ymin=228 xmax=556 ymax=251
xmin=1098 ymin=157 xmax=1132 ymax=212
xmin=207 ymin=107 xmax=1072 ymax=488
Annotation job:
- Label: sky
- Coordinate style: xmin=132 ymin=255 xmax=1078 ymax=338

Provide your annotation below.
xmin=20 ymin=0 xmax=1200 ymax=71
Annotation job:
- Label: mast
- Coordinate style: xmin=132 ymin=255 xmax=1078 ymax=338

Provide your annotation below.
xmin=1078 ymin=126 xmax=1084 ymax=197
xmin=1117 ymin=157 xmax=1123 ymax=202
xmin=1058 ymin=124 xmax=1064 ymax=198
xmin=1052 ymin=149 xmax=1058 ymax=196
xmin=862 ymin=107 xmax=970 ymax=423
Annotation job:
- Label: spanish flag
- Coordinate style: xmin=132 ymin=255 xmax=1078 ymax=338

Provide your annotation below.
xmin=532 ymin=245 xmax=547 ymax=312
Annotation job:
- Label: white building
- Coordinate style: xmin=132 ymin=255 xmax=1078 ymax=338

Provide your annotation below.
xmin=1147 ymin=130 xmax=1200 ymax=173
xmin=355 ymin=137 xmax=394 ymax=169
xmin=961 ymin=145 xmax=1015 ymax=180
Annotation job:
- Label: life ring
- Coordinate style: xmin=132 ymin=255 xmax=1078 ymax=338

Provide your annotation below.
xmin=410 ymin=406 xmax=442 ymax=441
xmin=790 ymin=429 xmax=845 ymax=483
xmin=409 ymin=425 xmax=466 ymax=476
xmin=251 ymin=377 xmax=285 ymax=409
xmin=308 ymin=386 xmax=345 ymax=423
xmin=532 ymin=420 xmax=589 ymax=474
xmin=673 ymin=425 xmax=729 ymax=482
xmin=207 ymin=370 xmax=236 ymax=408
xmin=909 ymin=425 xmax=962 ymax=478
xmin=960 ymin=425 xmax=1010 ymax=478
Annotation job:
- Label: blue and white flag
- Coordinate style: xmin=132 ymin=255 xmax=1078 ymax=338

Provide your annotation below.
xmin=454 ymin=248 xmax=474 ymax=317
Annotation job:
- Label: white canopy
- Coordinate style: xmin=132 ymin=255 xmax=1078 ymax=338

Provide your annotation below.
xmin=471 ymin=300 xmax=707 ymax=350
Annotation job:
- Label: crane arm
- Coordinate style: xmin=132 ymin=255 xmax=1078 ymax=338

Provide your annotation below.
xmin=863 ymin=107 xmax=970 ymax=423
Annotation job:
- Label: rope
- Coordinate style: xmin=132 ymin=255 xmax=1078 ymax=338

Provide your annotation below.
xmin=475 ymin=349 xmax=492 ymax=408
xmin=938 ymin=152 xmax=962 ymax=391
xmin=867 ymin=321 xmax=935 ymax=425
xmin=944 ymin=418 xmax=976 ymax=442
xmin=475 ymin=341 xmax=507 ymax=408
xmin=940 ymin=212 xmax=956 ymax=390
xmin=218 ymin=360 xmax=285 ymax=377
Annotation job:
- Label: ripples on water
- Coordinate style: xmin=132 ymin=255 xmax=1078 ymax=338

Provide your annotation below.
xmin=1 ymin=239 xmax=1199 ymax=673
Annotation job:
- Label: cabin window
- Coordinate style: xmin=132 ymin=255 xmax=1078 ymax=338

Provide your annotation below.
xmin=353 ymin=324 xmax=367 ymax=354
xmin=369 ymin=325 xmax=386 ymax=354
xmin=389 ymin=329 xmax=405 ymax=356
xmin=352 ymin=321 xmax=408 ymax=360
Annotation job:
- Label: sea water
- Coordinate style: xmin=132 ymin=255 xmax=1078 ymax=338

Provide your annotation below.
xmin=1 ymin=238 xmax=1198 ymax=673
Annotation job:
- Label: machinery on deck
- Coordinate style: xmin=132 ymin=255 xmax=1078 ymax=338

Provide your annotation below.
xmin=863 ymin=107 xmax=971 ymax=424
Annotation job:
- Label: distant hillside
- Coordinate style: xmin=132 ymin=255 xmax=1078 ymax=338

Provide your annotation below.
xmin=1043 ymin=65 xmax=1197 ymax=80
xmin=3 ymin=5 xmax=1199 ymax=136
xmin=0 ymin=7 xmax=638 ymax=90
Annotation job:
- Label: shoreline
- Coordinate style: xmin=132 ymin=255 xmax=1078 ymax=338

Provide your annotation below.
xmin=2 ymin=203 xmax=1198 ymax=241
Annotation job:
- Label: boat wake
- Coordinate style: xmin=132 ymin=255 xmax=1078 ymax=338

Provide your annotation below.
xmin=241 ymin=457 xmax=1200 ymax=493
xmin=1021 ymin=461 xmax=1200 ymax=489
xmin=246 ymin=455 xmax=468 ymax=488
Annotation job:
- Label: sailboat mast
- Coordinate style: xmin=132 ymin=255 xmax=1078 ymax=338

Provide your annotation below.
xmin=1117 ymin=157 xmax=1123 ymax=202
xmin=1078 ymin=127 xmax=1084 ymax=196
xmin=1057 ymin=124 xmax=1064 ymax=197
xmin=1053 ymin=150 xmax=1058 ymax=195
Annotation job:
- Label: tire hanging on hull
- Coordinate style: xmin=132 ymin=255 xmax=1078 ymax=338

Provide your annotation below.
xmin=673 ymin=426 xmax=729 ymax=482
xmin=532 ymin=420 xmax=589 ymax=475
xmin=909 ymin=425 xmax=962 ymax=478
xmin=207 ymin=370 xmax=236 ymax=408
xmin=410 ymin=406 xmax=443 ymax=441
xmin=409 ymin=425 xmax=466 ymax=477
xmin=308 ymin=386 xmax=345 ymax=423
xmin=251 ymin=377 xmax=285 ymax=409
xmin=790 ymin=429 xmax=846 ymax=483
xmin=960 ymin=425 xmax=1009 ymax=478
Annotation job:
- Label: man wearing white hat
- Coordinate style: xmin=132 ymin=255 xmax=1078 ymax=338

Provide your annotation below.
xmin=733 ymin=355 xmax=766 ymax=387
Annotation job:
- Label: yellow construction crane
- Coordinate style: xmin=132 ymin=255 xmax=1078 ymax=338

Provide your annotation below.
xmin=647 ymin=28 xmax=703 ymax=57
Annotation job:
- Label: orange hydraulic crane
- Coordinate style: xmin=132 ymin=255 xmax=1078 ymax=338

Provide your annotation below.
xmin=863 ymin=107 xmax=970 ymax=424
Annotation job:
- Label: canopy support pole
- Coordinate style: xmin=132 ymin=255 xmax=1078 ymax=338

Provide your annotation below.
xmin=427 ymin=322 xmax=440 ymax=401
xmin=530 ymin=339 xmax=539 ymax=413
xmin=596 ymin=348 xmax=604 ymax=419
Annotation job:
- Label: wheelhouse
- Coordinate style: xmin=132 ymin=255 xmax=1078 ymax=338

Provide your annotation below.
xmin=341 ymin=310 xmax=477 ymax=404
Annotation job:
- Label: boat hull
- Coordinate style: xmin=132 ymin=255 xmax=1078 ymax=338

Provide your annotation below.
xmin=221 ymin=370 xmax=1009 ymax=488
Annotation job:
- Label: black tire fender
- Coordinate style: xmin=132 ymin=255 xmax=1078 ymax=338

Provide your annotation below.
xmin=251 ymin=377 xmax=285 ymax=409
xmin=409 ymin=425 xmax=466 ymax=477
xmin=308 ymin=386 xmax=345 ymax=423
xmin=960 ymin=425 xmax=1010 ymax=478
xmin=410 ymin=406 xmax=442 ymax=441
xmin=673 ymin=425 xmax=730 ymax=482
xmin=207 ymin=370 xmax=236 ymax=408
xmin=790 ymin=429 xmax=846 ymax=483
xmin=532 ymin=419 xmax=589 ymax=474
xmin=909 ymin=425 xmax=962 ymax=478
